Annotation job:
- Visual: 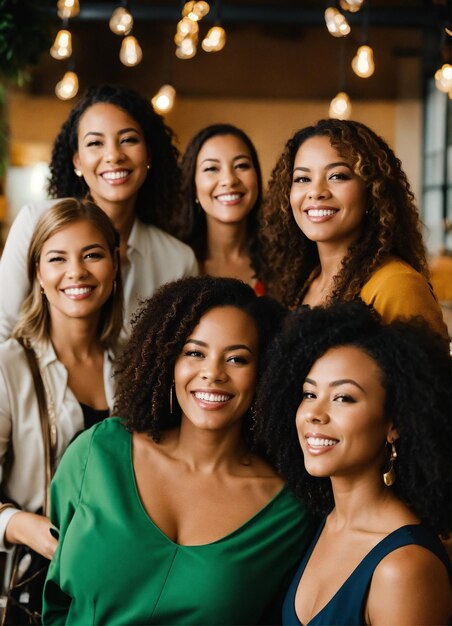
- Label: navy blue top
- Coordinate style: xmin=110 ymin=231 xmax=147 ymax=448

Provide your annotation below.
xmin=282 ymin=520 xmax=451 ymax=626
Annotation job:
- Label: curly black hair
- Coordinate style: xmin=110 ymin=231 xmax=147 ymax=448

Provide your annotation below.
xmin=173 ymin=124 xmax=265 ymax=280
xmin=255 ymin=301 xmax=451 ymax=537
xmin=259 ymin=119 xmax=427 ymax=307
xmin=114 ymin=275 xmax=285 ymax=444
xmin=47 ymin=83 xmax=181 ymax=231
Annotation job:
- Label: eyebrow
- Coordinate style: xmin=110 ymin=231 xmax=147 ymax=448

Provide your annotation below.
xmin=199 ymin=154 xmax=252 ymax=165
xmin=45 ymin=243 xmax=106 ymax=255
xmin=184 ymin=338 xmax=254 ymax=354
xmin=304 ymin=377 xmax=365 ymax=392
xmin=293 ymin=161 xmax=352 ymax=173
xmin=83 ymin=127 xmax=140 ymax=140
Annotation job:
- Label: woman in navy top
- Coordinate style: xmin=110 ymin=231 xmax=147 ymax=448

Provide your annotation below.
xmin=256 ymin=301 xmax=451 ymax=625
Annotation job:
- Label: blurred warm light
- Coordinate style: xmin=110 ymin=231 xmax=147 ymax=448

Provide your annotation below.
xmin=202 ymin=26 xmax=226 ymax=52
xmin=109 ymin=7 xmax=134 ymax=35
xmin=435 ymin=64 xmax=452 ymax=93
xmin=325 ymin=7 xmax=351 ymax=37
xmin=177 ymin=17 xmax=199 ymax=37
xmin=50 ymin=29 xmax=72 ymax=60
xmin=183 ymin=1 xmax=210 ymax=21
xmin=176 ymin=37 xmax=197 ymax=59
xmin=351 ymin=45 xmax=375 ymax=77
xmin=55 ymin=70 xmax=79 ymax=100
xmin=329 ymin=91 xmax=352 ymax=119
xmin=151 ymin=84 xmax=176 ymax=114
xmin=339 ymin=0 xmax=364 ymax=12
xmin=57 ymin=0 xmax=80 ymax=19
xmin=119 ymin=35 xmax=142 ymax=66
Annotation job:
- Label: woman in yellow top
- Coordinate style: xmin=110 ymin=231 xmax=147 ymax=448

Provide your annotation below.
xmin=260 ymin=119 xmax=448 ymax=342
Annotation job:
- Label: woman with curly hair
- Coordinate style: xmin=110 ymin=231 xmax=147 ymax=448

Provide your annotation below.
xmin=256 ymin=301 xmax=451 ymax=626
xmin=0 ymin=84 xmax=197 ymax=343
xmin=174 ymin=124 xmax=265 ymax=294
xmin=260 ymin=119 xmax=448 ymax=340
xmin=42 ymin=276 xmax=312 ymax=626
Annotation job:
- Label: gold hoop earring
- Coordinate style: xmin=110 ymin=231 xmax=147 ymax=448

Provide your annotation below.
xmin=383 ymin=441 xmax=397 ymax=486
xmin=169 ymin=381 xmax=174 ymax=414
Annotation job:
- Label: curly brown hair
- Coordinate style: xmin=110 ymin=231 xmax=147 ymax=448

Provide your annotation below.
xmin=114 ymin=275 xmax=285 ymax=442
xmin=172 ymin=124 xmax=265 ymax=279
xmin=260 ymin=119 xmax=428 ymax=307
xmin=47 ymin=84 xmax=181 ymax=232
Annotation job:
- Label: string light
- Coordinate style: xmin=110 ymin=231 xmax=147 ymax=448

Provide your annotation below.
xmin=55 ymin=70 xmax=79 ymax=100
xmin=352 ymin=44 xmax=375 ymax=77
xmin=151 ymin=84 xmax=176 ymax=114
xmin=329 ymin=91 xmax=352 ymax=119
xmin=57 ymin=0 xmax=80 ymax=19
xmin=176 ymin=37 xmax=197 ymax=59
xmin=339 ymin=0 xmax=364 ymax=13
xmin=183 ymin=1 xmax=210 ymax=22
xmin=50 ymin=29 xmax=72 ymax=60
xmin=202 ymin=26 xmax=226 ymax=52
xmin=325 ymin=7 xmax=351 ymax=37
xmin=109 ymin=6 xmax=134 ymax=35
xmin=435 ymin=64 xmax=452 ymax=93
xmin=119 ymin=35 xmax=142 ymax=66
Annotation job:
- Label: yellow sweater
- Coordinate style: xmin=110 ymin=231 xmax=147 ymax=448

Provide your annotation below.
xmin=360 ymin=258 xmax=449 ymax=342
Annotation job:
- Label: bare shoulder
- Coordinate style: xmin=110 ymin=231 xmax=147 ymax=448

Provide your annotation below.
xmin=367 ymin=544 xmax=450 ymax=625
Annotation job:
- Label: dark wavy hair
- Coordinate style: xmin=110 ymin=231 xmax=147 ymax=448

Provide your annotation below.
xmin=255 ymin=301 xmax=451 ymax=537
xmin=173 ymin=124 xmax=265 ymax=279
xmin=114 ymin=275 xmax=285 ymax=443
xmin=260 ymin=119 xmax=428 ymax=307
xmin=47 ymin=83 xmax=181 ymax=231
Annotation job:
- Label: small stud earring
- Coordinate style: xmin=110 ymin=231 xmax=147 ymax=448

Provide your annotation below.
xmin=146 ymin=164 xmax=151 ymax=170
xmin=74 ymin=169 xmax=83 ymax=177
xmin=39 ymin=281 xmax=45 ymax=295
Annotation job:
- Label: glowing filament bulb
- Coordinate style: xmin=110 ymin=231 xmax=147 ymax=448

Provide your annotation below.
xmin=109 ymin=7 xmax=134 ymax=36
xmin=351 ymin=45 xmax=375 ymax=78
xmin=192 ymin=2 xmax=210 ymax=18
xmin=50 ymin=29 xmax=72 ymax=60
xmin=325 ymin=7 xmax=351 ymax=37
xmin=119 ymin=35 xmax=142 ymax=66
xmin=176 ymin=37 xmax=197 ymax=59
xmin=435 ymin=64 xmax=452 ymax=93
xmin=202 ymin=26 xmax=226 ymax=52
xmin=151 ymin=84 xmax=176 ymax=114
xmin=339 ymin=0 xmax=364 ymax=12
xmin=57 ymin=0 xmax=80 ymax=19
xmin=329 ymin=92 xmax=352 ymax=119
xmin=55 ymin=71 xmax=79 ymax=100
xmin=177 ymin=17 xmax=199 ymax=37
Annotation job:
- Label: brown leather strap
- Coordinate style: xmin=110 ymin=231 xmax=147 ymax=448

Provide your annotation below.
xmin=16 ymin=338 xmax=55 ymax=516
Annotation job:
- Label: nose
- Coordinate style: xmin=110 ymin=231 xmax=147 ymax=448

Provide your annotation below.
xmin=220 ymin=166 xmax=240 ymax=187
xmin=307 ymin=179 xmax=331 ymax=200
xmin=104 ymin=141 xmax=125 ymax=164
xmin=66 ymin=258 xmax=88 ymax=280
xmin=201 ymin=358 xmax=228 ymax=383
xmin=297 ymin=399 xmax=330 ymax=425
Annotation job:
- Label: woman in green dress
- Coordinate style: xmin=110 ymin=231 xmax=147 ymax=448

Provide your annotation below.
xmin=43 ymin=275 xmax=312 ymax=626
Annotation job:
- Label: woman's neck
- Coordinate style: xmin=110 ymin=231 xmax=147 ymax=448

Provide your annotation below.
xmin=205 ymin=219 xmax=249 ymax=262
xmin=49 ymin=316 xmax=103 ymax=363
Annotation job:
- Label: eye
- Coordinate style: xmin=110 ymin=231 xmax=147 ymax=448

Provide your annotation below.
xmin=293 ymin=175 xmax=310 ymax=184
xmin=84 ymin=251 xmax=105 ymax=260
xmin=184 ymin=349 xmax=204 ymax=359
xmin=121 ymin=136 xmax=139 ymax=144
xmin=48 ymin=255 xmax=65 ymax=263
xmin=302 ymin=390 xmax=316 ymax=400
xmin=202 ymin=165 xmax=219 ymax=173
xmin=226 ymin=355 xmax=249 ymax=365
xmin=329 ymin=172 xmax=351 ymax=181
xmin=235 ymin=161 xmax=251 ymax=171
xmin=334 ymin=393 xmax=356 ymax=403
xmin=86 ymin=140 xmax=102 ymax=147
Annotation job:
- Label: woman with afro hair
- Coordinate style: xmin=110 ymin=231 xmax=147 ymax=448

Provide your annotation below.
xmin=255 ymin=301 xmax=451 ymax=626
xmin=42 ymin=276 xmax=312 ymax=626
xmin=259 ymin=119 xmax=448 ymax=342
xmin=0 ymin=84 xmax=197 ymax=343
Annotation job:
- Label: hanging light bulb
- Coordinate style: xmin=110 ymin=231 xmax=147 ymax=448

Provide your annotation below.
xmin=183 ymin=0 xmax=210 ymax=21
xmin=119 ymin=35 xmax=142 ymax=66
xmin=435 ymin=64 xmax=452 ymax=93
xmin=55 ymin=70 xmax=79 ymax=100
xmin=202 ymin=26 xmax=226 ymax=52
xmin=351 ymin=45 xmax=375 ymax=77
xmin=50 ymin=29 xmax=72 ymax=60
xmin=325 ymin=7 xmax=351 ymax=37
xmin=57 ymin=0 xmax=80 ymax=19
xmin=177 ymin=17 xmax=199 ymax=37
xmin=151 ymin=84 xmax=176 ymax=114
xmin=329 ymin=91 xmax=352 ymax=119
xmin=339 ymin=0 xmax=364 ymax=13
xmin=175 ymin=36 xmax=197 ymax=59
xmin=109 ymin=6 xmax=134 ymax=35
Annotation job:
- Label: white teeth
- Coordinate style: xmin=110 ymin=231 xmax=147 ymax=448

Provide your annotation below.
xmin=307 ymin=437 xmax=337 ymax=447
xmin=64 ymin=287 xmax=93 ymax=296
xmin=102 ymin=171 xmax=129 ymax=180
xmin=216 ymin=193 xmax=242 ymax=202
xmin=194 ymin=392 xmax=232 ymax=402
xmin=307 ymin=209 xmax=337 ymax=217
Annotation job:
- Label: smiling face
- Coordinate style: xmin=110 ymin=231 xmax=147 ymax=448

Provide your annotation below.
xmin=194 ymin=134 xmax=259 ymax=227
xmin=174 ymin=306 xmax=259 ymax=434
xmin=72 ymin=103 xmax=150 ymax=218
xmin=290 ymin=135 xmax=367 ymax=250
xmin=36 ymin=219 xmax=117 ymax=326
xmin=296 ymin=346 xmax=396 ymax=481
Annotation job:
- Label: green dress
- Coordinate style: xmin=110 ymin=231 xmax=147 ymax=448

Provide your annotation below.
xmin=43 ymin=417 xmax=312 ymax=626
